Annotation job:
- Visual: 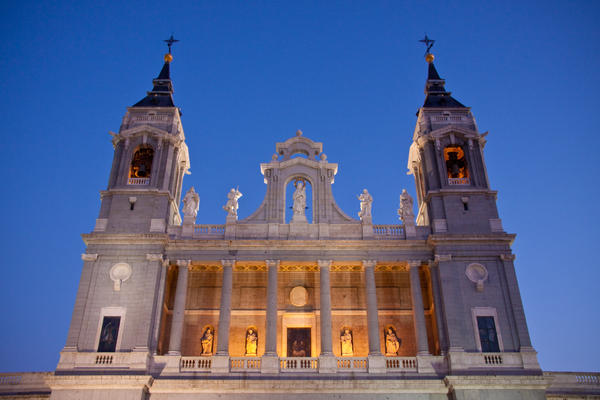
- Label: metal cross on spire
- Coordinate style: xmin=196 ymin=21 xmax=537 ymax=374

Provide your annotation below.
xmin=164 ymin=35 xmax=179 ymax=54
xmin=419 ymin=35 xmax=435 ymax=54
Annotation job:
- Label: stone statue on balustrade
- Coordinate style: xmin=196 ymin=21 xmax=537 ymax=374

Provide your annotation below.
xmin=223 ymin=187 xmax=243 ymax=220
xmin=182 ymin=187 xmax=200 ymax=221
xmin=357 ymin=189 xmax=373 ymax=222
xmin=200 ymin=326 xmax=214 ymax=355
xmin=398 ymin=189 xmax=416 ymax=237
xmin=292 ymin=179 xmax=307 ymax=222
xmin=340 ymin=328 xmax=354 ymax=356
xmin=384 ymin=326 xmax=401 ymax=356
xmin=398 ymin=189 xmax=415 ymax=224
xmin=245 ymin=328 xmax=258 ymax=356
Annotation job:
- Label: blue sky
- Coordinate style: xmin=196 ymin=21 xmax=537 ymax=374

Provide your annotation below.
xmin=0 ymin=1 xmax=598 ymax=372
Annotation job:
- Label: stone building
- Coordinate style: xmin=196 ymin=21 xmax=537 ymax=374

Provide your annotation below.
xmin=0 ymin=47 xmax=598 ymax=400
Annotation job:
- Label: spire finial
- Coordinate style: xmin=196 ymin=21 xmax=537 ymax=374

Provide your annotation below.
xmin=163 ymin=35 xmax=179 ymax=63
xmin=419 ymin=35 xmax=435 ymax=63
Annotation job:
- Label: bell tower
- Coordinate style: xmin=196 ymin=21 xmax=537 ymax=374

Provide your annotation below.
xmin=94 ymin=39 xmax=190 ymax=234
xmin=407 ymin=48 xmax=502 ymax=234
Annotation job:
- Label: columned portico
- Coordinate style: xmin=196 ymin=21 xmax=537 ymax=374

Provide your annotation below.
xmin=167 ymin=260 xmax=190 ymax=355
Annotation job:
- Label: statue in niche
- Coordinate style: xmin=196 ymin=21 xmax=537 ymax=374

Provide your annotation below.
xmin=398 ymin=189 xmax=415 ymax=224
xmin=223 ymin=187 xmax=243 ymax=217
xmin=291 ymin=339 xmax=306 ymax=357
xmin=340 ymin=328 xmax=354 ymax=356
xmin=384 ymin=326 xmax=401 ymax=356
xmin=200 ymin=327 xmax=214 ymax=355
xmin=357 ymin=189 xmax=373 ymax=220
xmin=245 ymin=328 xmax=258 ymax=356
xmin=292 ymin=179 xmax=307 ymax=218
xmin=182 ymin=187 xmax=200 ymax=218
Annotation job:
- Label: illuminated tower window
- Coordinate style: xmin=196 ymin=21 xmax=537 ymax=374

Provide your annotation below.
xmin=128 ymin=146 xmax=154 ymax=185
xmin=444 ymin=146 xmax=469 ymax=185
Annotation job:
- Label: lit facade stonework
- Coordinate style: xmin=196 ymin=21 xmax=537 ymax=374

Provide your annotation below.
xmin=1 ymin=51 xmax=598 ymax=400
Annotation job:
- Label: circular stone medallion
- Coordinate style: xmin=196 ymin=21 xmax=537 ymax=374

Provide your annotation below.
xmin=290 ymin=286 xmax=308 ymax=307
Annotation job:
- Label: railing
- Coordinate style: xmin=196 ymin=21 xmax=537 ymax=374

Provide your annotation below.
xmin=432 ymin=115 xmax=466 ymax=122
xmin=127 ymin=177 xmax=150 ymax=185
xmin=194 ymin=225 xmax=225 ymax=235
xmin=448 ymin=177 xmax=470 ymax=185
xmin=95 ymin=354 xmax=113 ymax=365
xmin=385 ymin=357 xmax=417 ymax=371
xmin=0 ymin=375 xmax=22 ymax=385
xmin=575 ymin=374 xmax=600 ymax=384
xmin=373 ymin=225 xmax=404 ymax=239
xmin=336 ymin=357 xmax=367 ymax=371
xmin=230 ymin=357 xmax=261 ymax=372
xmin=180 ymin=357 xmax=212 ymax=371
xmin=280 ymin=357 xmax=318 ymax=372
xmin=483 ymin=354 xmax=503 ymax=365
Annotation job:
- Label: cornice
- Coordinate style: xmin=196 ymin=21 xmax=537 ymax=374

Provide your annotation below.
xmin=427 ymin=233 xmax=516 ymax=246
xmin=425 ymin=188 xmax=498 ymax=201
xmin=165 ymin=238 xmax=432 ymax=253
xmin=82 ymin=233 xmax=169 ymax=246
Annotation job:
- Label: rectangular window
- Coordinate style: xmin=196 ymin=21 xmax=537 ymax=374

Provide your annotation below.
xmin=97 ymin=316 xmax=121 ymax=352
xmin=477 ymin=316 xmax=500 ymax=352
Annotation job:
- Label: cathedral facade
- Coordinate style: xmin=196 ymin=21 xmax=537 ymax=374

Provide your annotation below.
xmin=1 ymin=47 xmax=598 ymax=400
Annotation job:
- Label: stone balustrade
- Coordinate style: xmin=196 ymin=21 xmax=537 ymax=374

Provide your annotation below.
xmin=385 ymin=357 xmax=418 ymax=371
xmin=448 ymin=177 xmax=469 ymax=185
xmin=180 ymin=357 xmax=212 ymax=371
xmin=56 ymin=351 xmax=149 ymax=370
xmin=336 ymin=357 xmax=368 ymax=371
xmin=193 ymin=224 xmax=226 ymax=239
xmin=373 ymin=225 xmax=404 ymax=239
xmin=230 ymin=357 xmax=261 ymax=372
xmin=127 ymin=177 xmax=150 ymax=185
xmin=280 ymin=357 xmax=319 ymax=372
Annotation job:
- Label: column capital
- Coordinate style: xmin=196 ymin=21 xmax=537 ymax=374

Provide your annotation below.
xmin=500 ymin=253 xmax=516 ymax=261
xmin=221 ymin=259 xmax=235 ymax=268
xmin=81 ymin=253 xmax=98 ymax=261
xmin=434 ymin=254 xmax=452 ymax=263
xmin=362 ymin=259 xmax=377 ymax=269
xmin=265 ymin=259 xmax=280 ymax=268
xmin=176 ymin=260 xmax=190 ymax=268
xmin=317 ymin=259 xmax=332 ymax=268
xmin=408 ymin=260 xmax=422 ymax=268
xmin=162 ymin=258 xmax=170 ymax=268
xmin=146 ymin=253 xmax=163 ymax=262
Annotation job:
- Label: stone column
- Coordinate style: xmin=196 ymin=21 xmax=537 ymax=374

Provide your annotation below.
xmin=363 ymin=260 xmax=385 ymax=373
xmin=318 ymin=260 xmax=336 ymax=373
xmin=363 ymin=260 xmax=381 ymax=355
xmin=262 ymin=260 xmax=280 ymax=373
xmin=409 ymin=261 xmax=429 ymax=355
xmin=213 ymin=259 xmax=234 ymax=373
xmin=167 ymin=260 xmax=190 ymax=355
xmin=318 ymin=260 xmax=333 ymax=355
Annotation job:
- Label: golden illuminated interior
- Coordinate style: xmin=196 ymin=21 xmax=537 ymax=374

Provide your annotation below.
xmin=443 ymin=146 xmax=468 ymax=178
xmin=129 ymin=146 xmax=154 ymax=179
